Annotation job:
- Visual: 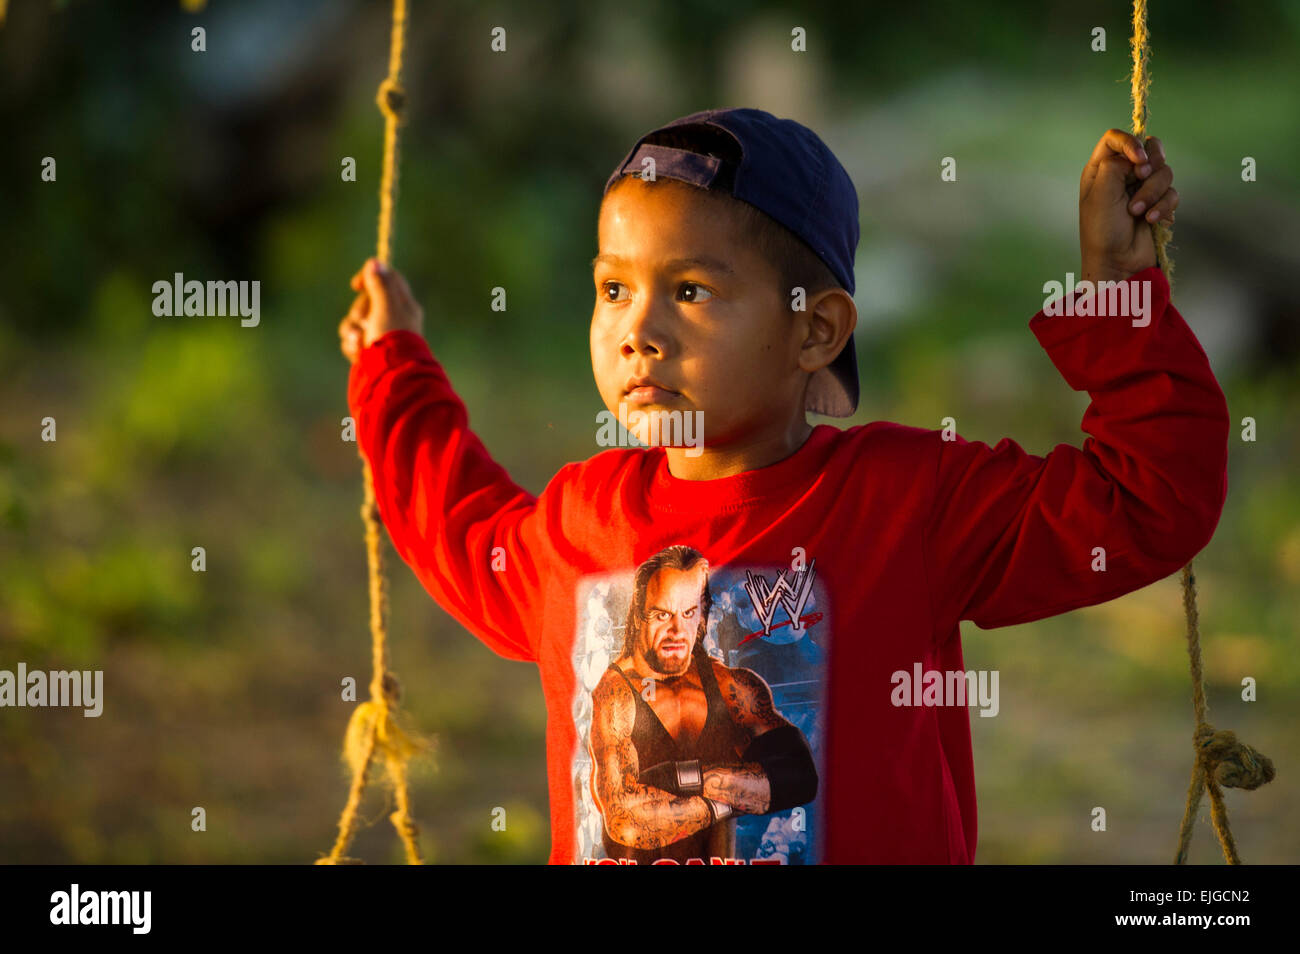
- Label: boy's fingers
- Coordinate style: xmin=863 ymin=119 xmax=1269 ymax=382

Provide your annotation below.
xmin=393 ymin=267 xmax=413 ymax=296
xmin=339 ymin=322 xmax=363 ymax=361
xmin=391 ymin=271 xmax=419 ymax=315
xmin=1087 ymin=129 xmax=1147 ymax=170
xmin=338 ymin=319 xmax=363 ymax=354
xmin=1142 ymin=186 xmax=1179 ymax=224
xmin=1144 ymin=136 xmax=1166 ymax=167
xmin=1110 ymin=128 xmax=1147 ymax=164
xmin=1127 ymin=164 xmax=1174 ymax=215
xmin=350 ymin=260 xmax=371 ymax=291
xmin=361 ymin=260 xmax=390 ymax=311
xmin=347 ymin=290 xmax=369 ymax=319
xmin=351 ymin=256 xmax=390 ymax=291
xmin=392 ymin=269 xmax=414 ymax=304
xmin=1085 ymin=152 xmax=1133 ymax=204
xmin=1133 ymin=137 xmax=1167 ymax=180
xmin=1082 ymin=129 xmax=1148 ymax=195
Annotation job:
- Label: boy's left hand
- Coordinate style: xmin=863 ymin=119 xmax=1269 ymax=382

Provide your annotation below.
xmin=338 ymin=257 xmax=424 ymax=364
xmin=1079 ymin=129 xmax=1179 ymax=283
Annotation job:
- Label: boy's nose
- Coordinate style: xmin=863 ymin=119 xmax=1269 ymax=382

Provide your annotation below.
xmin=620 ymin=300 xmax=671 ymax=358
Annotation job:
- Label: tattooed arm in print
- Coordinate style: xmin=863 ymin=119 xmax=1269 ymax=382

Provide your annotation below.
xmin=703 ymin=666 xmax=818 ymax=815
xmin=590 ymin=672 xmax=714 ymax=850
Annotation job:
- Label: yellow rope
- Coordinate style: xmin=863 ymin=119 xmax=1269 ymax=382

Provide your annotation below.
xmin=1171 ymin=569 xmax=1274 ymax=864
xmin=317 ymin=0 xmax=428 ymax=866
xmin=1129 ymin=0 xmax=1176 ymax=288
xmin=1129 ymin=0 xmax=1275 ymax=865
xmin=375 ymin=0 xmax=408 ymax=267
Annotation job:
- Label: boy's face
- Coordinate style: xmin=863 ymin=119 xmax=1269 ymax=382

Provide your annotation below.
xmin=590 ymin=177 xmax=810 ymax=450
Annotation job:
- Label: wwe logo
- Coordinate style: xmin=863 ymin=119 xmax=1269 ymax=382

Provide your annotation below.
xmin=743 ymin=561 xmax=817 ymax=638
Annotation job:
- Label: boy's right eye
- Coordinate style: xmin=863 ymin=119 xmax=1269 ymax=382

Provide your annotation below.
xmin=600 ymin=281 xmax=627 ymax=303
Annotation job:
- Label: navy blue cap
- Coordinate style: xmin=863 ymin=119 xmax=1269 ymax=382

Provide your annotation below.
xmin=604 ymin=107 xmax=860 ymax=417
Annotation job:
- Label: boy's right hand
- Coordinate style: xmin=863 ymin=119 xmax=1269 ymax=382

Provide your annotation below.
xmin=338 ymin=257 xmax=424 ymax=364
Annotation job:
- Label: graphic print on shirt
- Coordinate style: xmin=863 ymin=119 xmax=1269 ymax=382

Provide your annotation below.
xmin=571 ymin=544 xmax=830 ymax=864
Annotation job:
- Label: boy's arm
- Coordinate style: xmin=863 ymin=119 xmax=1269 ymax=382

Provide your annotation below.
xmin=347 ymin=329 xmax=558 ymax=662
xmin=924 ymin=265 xmax=1229 ymax=637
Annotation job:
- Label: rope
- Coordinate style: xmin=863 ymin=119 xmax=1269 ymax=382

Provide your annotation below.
xmin=1171 ymin=568 xmax=1275 ymax=864
xmin=317 ymin=0 xmax=427 ymax=866
xmin=1128 ymin=0 xmax=1176 ymax=288
xmin=375 ymin=0 xmax=408 ymax=267
xmin=1129 ymin=0 xmax=1275 ymax=865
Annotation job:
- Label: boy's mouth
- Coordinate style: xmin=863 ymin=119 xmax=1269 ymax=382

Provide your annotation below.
xmin=626 ymin=386 xmax=679 ymax=405
xmin=624 ymin=375 xmax=680 ymax=404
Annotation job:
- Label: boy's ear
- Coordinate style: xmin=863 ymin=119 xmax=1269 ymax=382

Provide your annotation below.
xmin=798 ymin=288 xmax=857 ymax=374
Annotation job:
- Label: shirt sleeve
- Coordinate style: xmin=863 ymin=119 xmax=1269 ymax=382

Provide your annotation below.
xmin=346 ymin=330 xmax=554 ymax=663
xmin=923 ymin=265 xmax=1230 ymax=637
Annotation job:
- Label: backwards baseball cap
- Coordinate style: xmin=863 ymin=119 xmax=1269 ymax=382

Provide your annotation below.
xmin=603 ymin=107 xmax=860 ymax=418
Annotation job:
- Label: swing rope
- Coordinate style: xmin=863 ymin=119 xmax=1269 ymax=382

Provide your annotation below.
xmin=1128 ymin=0 xmax=1275 ymax=865
xmin=317 ymin=0 xmax=427 ymax=866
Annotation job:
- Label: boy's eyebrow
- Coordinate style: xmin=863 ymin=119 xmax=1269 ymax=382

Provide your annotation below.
xmin=591 ymin=253 xmax=735 ymax=276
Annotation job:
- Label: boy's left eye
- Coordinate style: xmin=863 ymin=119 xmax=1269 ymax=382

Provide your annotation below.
xmin=677 ymin=282 xmax=713 ymax=303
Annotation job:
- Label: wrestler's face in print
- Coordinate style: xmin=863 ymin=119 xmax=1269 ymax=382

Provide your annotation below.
xmin=636 ymin=565 xmax=707 ymax=677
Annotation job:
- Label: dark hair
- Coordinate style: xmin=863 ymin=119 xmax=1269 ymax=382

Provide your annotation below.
xmin=606 ymin=124 xmax=843 ymax=303
xmin=622 ymin=545 xmax=712 ymax=658
xmin=728 ymin=196 xmax=842 ymax=303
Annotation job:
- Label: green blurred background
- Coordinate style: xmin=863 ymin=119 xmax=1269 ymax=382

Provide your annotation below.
xmin=1 ymin=0 xmax=1297 ymax=864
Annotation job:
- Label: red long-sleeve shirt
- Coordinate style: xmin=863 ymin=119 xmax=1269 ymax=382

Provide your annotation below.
xmin=346 ymin=264 xmax=1228 ymax=864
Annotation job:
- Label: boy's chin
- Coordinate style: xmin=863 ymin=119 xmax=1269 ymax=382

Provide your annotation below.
xmin=595 ymin=400 xmax=710 ymax=454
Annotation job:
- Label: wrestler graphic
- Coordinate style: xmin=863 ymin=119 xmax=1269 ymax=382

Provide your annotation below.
xmin=588 ymin=545 xmax=819 ymax=863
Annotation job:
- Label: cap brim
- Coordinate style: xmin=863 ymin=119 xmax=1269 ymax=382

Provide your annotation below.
xmin=805 ymin=332 xmax=859 ymax=418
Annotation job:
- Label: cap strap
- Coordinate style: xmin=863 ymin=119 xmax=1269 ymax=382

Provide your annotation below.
xmin=619 ymin=143 xmax=725 ymax=189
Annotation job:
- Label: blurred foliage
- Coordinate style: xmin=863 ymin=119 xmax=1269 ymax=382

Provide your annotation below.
xmin=0 ymin=0 xmax=1297 ymax=864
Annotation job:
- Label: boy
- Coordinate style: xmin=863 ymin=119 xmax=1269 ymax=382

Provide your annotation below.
xmin=337 ymin=108 xmax=1222 ymax=864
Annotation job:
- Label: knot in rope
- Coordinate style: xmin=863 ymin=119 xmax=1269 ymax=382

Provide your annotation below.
xmin=1194 ymin=725 xmax=1275 ymax=791
xmin=343 ymin=697 xmax=420 ymax=775
xmin=377 ymin=78 xmax=405 ymax=121
xmin=380 ymin=671 xmax=401 ymax=704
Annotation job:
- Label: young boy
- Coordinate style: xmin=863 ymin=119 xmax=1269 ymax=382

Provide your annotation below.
xmin=337 ymin=107 xmax=1223 ymax=864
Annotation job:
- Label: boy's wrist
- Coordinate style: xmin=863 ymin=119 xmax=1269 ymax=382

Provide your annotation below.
xmin=1080 ymin=261 xmax=1132 ymax=285
xmin=367 ymin=327 xmax=420 ymax=348
xmin=1080 ymin=255 xmax=1157 ymax=285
